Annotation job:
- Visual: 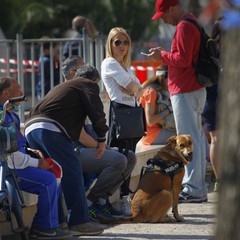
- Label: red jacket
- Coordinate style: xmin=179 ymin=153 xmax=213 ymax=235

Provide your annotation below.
xmin=162 ymin=13 xmax=204 ymax=96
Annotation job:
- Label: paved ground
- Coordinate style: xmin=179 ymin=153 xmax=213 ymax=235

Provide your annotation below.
xmin=2 ymin=173 xmax=217 ymax=240
xmin=72 ymin=192 xmax=217 ymax=240
xmin=70 ymin=173 xmax=218 ymax=240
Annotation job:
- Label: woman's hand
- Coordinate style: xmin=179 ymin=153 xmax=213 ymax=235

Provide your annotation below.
xmin=119 ymin=86 xmax=132 ymax=95
xmin=119 ymin=85 xmax=143 ymax=98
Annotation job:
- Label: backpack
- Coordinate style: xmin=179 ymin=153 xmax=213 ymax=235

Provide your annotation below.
xmin=184 ymin=18 xmax=223 ymax=87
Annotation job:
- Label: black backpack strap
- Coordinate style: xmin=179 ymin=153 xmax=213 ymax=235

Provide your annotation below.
xmin=182 ymin=18 xmax=204 ymax=69
xmin=182 ymin=18 xmax=203 ymax=33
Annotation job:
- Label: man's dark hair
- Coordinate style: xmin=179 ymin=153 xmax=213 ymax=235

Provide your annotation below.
xmin=40 ymin=36 xmax=57 ymax=50
xmin=74 ymin=64 xmax=100 ymax=82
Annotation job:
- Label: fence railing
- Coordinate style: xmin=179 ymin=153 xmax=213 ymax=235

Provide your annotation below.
xmin=0 ymin=33 xmax=107 ymax=122
xmin=0 ymin=33 xmax=162 ymax=124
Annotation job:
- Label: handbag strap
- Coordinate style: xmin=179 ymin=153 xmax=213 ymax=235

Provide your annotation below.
xmin=111 ymin=99 xmax=139 ymax=108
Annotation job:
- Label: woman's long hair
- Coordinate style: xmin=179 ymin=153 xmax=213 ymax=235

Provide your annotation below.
xmin=142 ymin=65 xmax=168 ymax=91
xmin=105 ymin=27 xmax=132 ymax=68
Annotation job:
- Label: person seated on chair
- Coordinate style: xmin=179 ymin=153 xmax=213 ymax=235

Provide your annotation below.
xmin=62 ymin=59 xmax=137 ymax=219
xmin=0 ymin=76 xmax=71 ymax=239
xmin=139 ymin=65 xmax=176 ymax=145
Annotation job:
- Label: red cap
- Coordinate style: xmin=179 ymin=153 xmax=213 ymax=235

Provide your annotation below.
xmin=151 ymin=0 xmax=179 ymax=20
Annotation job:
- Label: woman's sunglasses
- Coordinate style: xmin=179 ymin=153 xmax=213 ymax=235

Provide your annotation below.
xmin=113 ymin=40 xmax=130 ymax=47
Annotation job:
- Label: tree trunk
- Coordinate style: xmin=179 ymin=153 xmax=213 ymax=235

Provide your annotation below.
xmin=215 ymin=27 xmax=240 ymax=239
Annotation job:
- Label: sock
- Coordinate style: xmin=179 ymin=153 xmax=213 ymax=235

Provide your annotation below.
xmin=87 ymin=199 xmax=93 ymax=207
xmin=99 ymin=198 xmax=106 ymax=206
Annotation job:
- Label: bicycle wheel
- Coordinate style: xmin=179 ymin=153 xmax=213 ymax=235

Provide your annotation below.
xmin=5 ymin=176 xmax=29 ymax=240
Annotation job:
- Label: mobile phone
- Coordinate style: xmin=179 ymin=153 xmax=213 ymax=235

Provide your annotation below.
xmin=140 ymin=52 xmax=149 ymax=56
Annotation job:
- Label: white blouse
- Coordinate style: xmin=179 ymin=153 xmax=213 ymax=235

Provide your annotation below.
xmin=101 ymin=57 xmax=141 ymax=107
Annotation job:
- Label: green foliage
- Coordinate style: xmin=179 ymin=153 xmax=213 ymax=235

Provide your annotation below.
xmin=0 ymin=0 xmax=20 ymax=38
xmin=1 ymin=0 xmax=157 ymax=41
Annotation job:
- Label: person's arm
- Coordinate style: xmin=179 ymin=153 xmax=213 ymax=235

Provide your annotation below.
xmin=145 ymin=102 xmax=170 ymax=127
xmin=119 ymin=72 xmax=143 ymax=97
xmin=103 ymin=58 xmax=143 ymax=96
xmin=80 ymin=80 xmax=108 ymax=143
xmin=149 ymin=22 xmax=199 ymax=68
xmin=143 ymin=88 xmax=170 ymax=127
xmin=124 ymin=81 xmax=142 ymax=96
xmin=135 ymin=86 xmax=143 ymax=98
xmin=79 ymin=127 xmax=98 ymax=148
xmin=79 ymin=127 xmax=106 ymax=158
xmin=7 ymin=151 xmax=49 ymax=170
xmin=161 ymin=22 xmax=199 ymax=67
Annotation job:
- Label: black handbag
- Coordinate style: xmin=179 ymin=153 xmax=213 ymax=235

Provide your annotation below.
xmin=112 ymin=103 xmax=146 ymax=140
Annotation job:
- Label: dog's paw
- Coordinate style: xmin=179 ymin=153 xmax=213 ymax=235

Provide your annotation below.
xmin=159 ymin=215 xmax=177 ymax=223
xmin=175 ymin=215 xmax=185 ymax=222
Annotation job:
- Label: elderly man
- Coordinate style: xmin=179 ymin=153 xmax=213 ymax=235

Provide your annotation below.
xmin=149 ymin=0 xmax=209 ymax=203
xmin=0 ymin=76 xmax=71 ymax=239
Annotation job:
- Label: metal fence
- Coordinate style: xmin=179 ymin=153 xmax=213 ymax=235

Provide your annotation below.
xmin=0 ymin=33 xmax=107 ymax=122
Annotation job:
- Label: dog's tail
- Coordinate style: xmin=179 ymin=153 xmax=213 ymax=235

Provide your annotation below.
xmin=98 ymin=215 xmax=136 ymax=224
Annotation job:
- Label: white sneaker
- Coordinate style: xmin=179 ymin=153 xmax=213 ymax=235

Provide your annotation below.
xmin=119 ymin=195 xmax=132 ymax=216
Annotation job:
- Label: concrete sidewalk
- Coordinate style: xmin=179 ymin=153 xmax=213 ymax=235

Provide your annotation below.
xmin=2 ymin=174 xmax=217 ymax=240
xmin=75 ymin=173 xmax=217 ymax=240
xmin=79 ymin=192 xmax=217 ymax=240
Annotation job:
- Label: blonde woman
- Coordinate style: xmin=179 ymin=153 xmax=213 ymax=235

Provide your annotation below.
xmin=101 ymin=27 xmax=143 ymax=215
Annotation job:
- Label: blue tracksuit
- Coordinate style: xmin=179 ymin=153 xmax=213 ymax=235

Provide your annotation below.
xmin=0 ymin=105 xmax=59 ymax=229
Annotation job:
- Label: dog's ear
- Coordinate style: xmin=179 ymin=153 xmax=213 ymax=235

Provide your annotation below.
xmin=167 ymin=135 xmax=177 ymax=146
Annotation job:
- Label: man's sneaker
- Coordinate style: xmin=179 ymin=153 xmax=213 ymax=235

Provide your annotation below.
xmin=29 ymin=225 xmax=72 ymax=239
xmin=119 ymin=195 xmax=132 ymax=216
xmin=214 ymin=180 xmax=219 ymax=192
xmin=101 ymin=201 xmax=124 ymax=217
xmin=88 ymin=202 xmax=112 ymax=222
xmin=69 ymin=222 xmax=104 ymax=236
xmin=179 ymin=192 xmax=208 ymax=203
xmin=206 ymin=160 xmax=213 ymax=174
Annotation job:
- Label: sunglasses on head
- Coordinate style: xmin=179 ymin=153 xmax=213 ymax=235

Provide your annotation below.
xmin=113 ymin=40 xmax=129 ymax=47
xmin=156 ymin=70 xmax=168 ymax=78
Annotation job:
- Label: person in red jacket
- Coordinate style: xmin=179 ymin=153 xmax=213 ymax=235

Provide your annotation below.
xmin=148 ymin=0 xmax=209 ymax=203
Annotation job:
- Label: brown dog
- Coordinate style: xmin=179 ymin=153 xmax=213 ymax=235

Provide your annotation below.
xmin=100 ymin=134 xmax=193 ymax=224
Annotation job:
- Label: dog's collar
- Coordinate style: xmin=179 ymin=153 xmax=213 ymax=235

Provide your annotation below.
xmin=146 ymin=158 xmax=184 ymax=176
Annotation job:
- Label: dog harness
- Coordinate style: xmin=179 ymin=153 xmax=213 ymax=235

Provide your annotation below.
xmin=140 ymin=158 xmax=184 ymax=180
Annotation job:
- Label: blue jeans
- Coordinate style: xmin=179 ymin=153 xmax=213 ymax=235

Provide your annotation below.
xmin=26 ymin=129 xmax=90 ymax=226
xmin=171 ymin=88 xmax=209 ymax=198
xmin=16 ymin=167 xmax=59 ymax=229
